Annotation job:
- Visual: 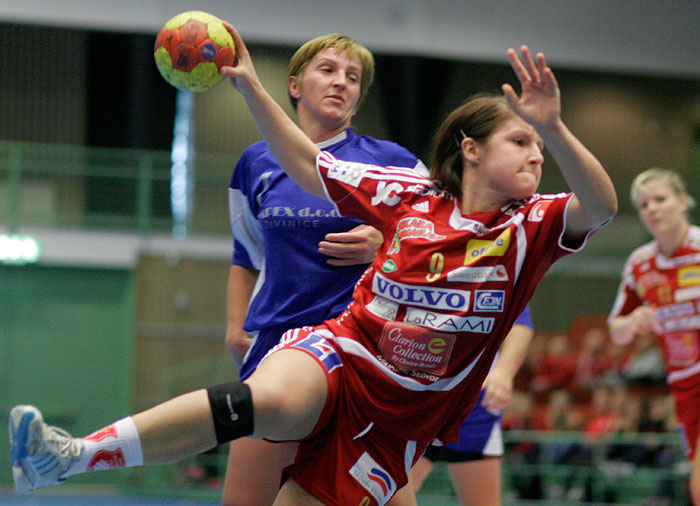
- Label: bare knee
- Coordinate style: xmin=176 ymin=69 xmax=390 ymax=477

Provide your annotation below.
xmin=245 ymin=350 xmax=328 ymax=441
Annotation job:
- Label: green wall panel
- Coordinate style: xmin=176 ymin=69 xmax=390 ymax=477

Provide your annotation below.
xmin=0 ymin=264 xmax=134 ymax=487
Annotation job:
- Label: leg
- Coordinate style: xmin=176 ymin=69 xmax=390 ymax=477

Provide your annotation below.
xmin=245 ymin=348 xmax=328 ymax=440
xmin=137 ymin=347 xmax=327 ymax=460
xmin=9 ymin=347 xmax=327 ymax=495
xmin=386 ymin=457 xmax=433 ymax=506
xmin=690 ymin=438 xmax=700 ymax=506
xmin=221 ymin=438 xmax=299 ymax=506
xmin=133 ymin=389 xmax=217 ymax=464
xmin=273 ymin=477 xmax=326 ymax=506
xmin=448 ymin=457 xmax=501 ymax=506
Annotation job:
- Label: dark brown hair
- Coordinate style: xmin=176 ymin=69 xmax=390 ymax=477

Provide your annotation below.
xmin=430 ymin=94 xmax=514 ymax=198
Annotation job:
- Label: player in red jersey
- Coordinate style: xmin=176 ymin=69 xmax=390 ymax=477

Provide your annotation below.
xmin=9 ymin=23 xmax=616 ymax=506
xmin=609 ymin=167 xmax=700 ymax=505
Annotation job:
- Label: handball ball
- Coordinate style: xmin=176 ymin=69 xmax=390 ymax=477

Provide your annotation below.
xmin=154 ymin=11 xmax=235 ymax=92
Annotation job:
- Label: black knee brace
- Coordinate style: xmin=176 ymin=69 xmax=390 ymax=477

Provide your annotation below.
xmin=206 ymin=382 xmax=254 ymax=445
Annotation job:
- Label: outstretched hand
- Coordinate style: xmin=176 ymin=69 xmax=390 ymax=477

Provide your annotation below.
xmin=502 ymin=46 xmax=561 ymax=130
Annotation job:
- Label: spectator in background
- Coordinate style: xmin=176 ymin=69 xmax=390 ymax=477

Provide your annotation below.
xmin=585 ymin=383 xmax=622 ymax=441
xmin=512 ymin=331 xmax=547 ymax=392
xmin=502 ymin=391 xmax=545 ymax=500
xmin=542 ymin=389 xmax=588 ymax=501
xmin=531 ymin=333 xmax=577 ymax=394
xmin=545 ymin=389 xmax=584 ymax=433
xmin=575 ymin=326 xmax=620 ymax=388
xmin=623 ymin=332 xmax=666 ymax=385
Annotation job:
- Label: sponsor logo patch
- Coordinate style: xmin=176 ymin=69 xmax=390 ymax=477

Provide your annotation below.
xmin=388 ymin=217 xmax=445 ymax=255
xmin=464 ymin=228 xmax=510 ymax=265
xmin=659 ymin=315 xmax=700 ymax=333
xmin=326 ymin=160 xmax=366 ymax=187
xmin=675 ymin=285 xmax=700 ymax=303
xmin=411 ymin=201 xmax=430 ymax=213
xmin=405 ymin=307 xmax=494 ymax=333
xmin=378 ymin=321 xmax=455 ymax=375
xmin=382 ymin=259 xmax=398 ymax=273
xmin=655 ymin=302 xmax=695 ymax=320
xmin=474 ymin=290 xmax=505 ymax=312
xmin=371 ymin=181 xmax=404 ymax=206
xmin=349 ymin=452 xmax=397 ymax=504
xmin=664 ymin=331 xmax=700 ymax=368
xmin=528 ymin=200 xmax=551 ymax=222
xmin=85 ymin=424 xmax=118 ymax=442
xmin=292 ymin=334 xmax=343 ymax=373
xmin=87 ymin=449 xmax=126 ymax=471
xmin=446 ymin=265 xmax=508 ymax=283
xmin=679 ymin=266 xmax=700 ymax=287
xmin=637 ymin=270 xmax=667 ymax=291
xmin=366 ymin=296 xmax=399 ymax=321
xmin=372 ymin=272 xmax=470 ymax=311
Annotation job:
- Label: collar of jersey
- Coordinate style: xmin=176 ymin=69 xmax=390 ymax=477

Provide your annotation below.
xmin=315 ymin=129 xmax=349 ymax=149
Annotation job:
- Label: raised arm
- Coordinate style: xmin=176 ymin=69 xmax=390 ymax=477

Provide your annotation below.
xmin=220 ymin=24 xmax=325 ymax=198
xmin=502 ymin=46 xmax=617 ymax=240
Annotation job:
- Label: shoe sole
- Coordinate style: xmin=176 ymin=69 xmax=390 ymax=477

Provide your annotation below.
xmin=11 ymin=465 xmax=31 ymax=495
xmin=9 ymin=405 xmax=42 ymax=494
xmin=9 ymin=405 xmax=39 ymax=464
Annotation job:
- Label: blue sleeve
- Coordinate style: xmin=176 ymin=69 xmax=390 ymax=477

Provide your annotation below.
xmin=514 ymin=304 xmax=533 ymax=330
xmin=229 ymin=144 xmax=265 ymax=269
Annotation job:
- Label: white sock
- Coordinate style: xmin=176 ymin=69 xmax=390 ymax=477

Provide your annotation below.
xmin=63 ymin=416 xmax=143 ymax=477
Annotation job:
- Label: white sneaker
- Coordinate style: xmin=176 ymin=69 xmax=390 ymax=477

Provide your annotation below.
xmin=9 ymin=405 xmax=84 ymax=494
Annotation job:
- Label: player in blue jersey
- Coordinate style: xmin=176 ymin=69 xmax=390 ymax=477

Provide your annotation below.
xmin=389 ymin=305 xmax=534 ymax=506
xmin=223 ymin=33 xmax=426 ymax=506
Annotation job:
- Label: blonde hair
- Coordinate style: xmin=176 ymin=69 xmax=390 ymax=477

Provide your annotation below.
xmin=287 ymin=34 xmax=375 ymax=109
xmin=630 ymin=167 xmax=696 ymax=210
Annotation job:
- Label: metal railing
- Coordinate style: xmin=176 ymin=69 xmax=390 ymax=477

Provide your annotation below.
xmin=0 ymin=140 xmax=236 ymax=236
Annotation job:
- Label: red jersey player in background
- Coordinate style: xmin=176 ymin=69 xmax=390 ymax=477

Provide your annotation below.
xmin=9 ymin=22 xmax=617 ymax=506
xmin=609 ymin=167 xmax=700 ymax=506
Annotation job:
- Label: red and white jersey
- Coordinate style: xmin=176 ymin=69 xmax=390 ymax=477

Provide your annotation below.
xmin=609 ymin=225 xmax=700 ymax=384
xmin=314 ymin=152 xmax=598 ymax=442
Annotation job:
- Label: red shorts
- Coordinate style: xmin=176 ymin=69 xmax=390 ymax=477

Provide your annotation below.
xmin=269 ymin=328 xmax=428 ymax=506
xmin=670 ymin=372 xmax=700 ymax=460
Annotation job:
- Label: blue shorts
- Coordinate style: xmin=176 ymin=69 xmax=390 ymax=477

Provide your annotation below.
xmin=238 ymin=326 xmax=291 ymax=381
xmin=424 ymin=389 xmax=503 ymax=462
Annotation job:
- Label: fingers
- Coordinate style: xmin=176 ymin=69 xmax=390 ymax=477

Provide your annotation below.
xmin=519 ymin=46 xmax=540 ymax=82
xmin=318 ymin=240 xmax=366 ymax=256
xmin=326 ymin=258 xmax=361 ymax=266
xmin=501 ymin=83 xmax=519 ymax=109
xmin=323 ymin=231 xmax=364 ymax=243
xmin=222 ymin=22 xmax=245 ymax=55
xmin=220 ymin=21 xmax=248 ymax=73
xmin=508 ymin=46 xmax=548 ymax=84
xmin=506 ymin=47 xmax=528 ymax=82
xmin=506 ymin=46 xmax=536 ymax=83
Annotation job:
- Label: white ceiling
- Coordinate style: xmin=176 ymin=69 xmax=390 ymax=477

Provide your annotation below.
xmin=2 ymin=0 xmax=700 ymax=78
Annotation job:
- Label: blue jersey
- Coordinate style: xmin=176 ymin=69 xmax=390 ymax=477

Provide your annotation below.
xmin=229 ymin=129 xmax=425 ymax=379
